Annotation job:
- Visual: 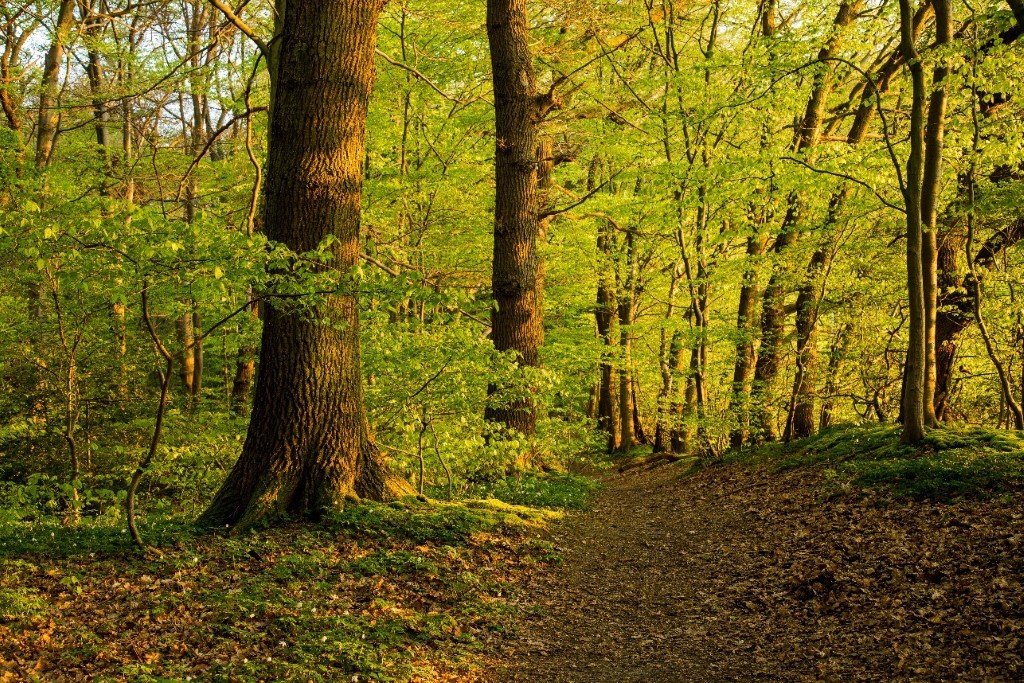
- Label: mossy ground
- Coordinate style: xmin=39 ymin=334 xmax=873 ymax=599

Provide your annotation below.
xmin=722 ymin=423 xmax=1024 ymax=501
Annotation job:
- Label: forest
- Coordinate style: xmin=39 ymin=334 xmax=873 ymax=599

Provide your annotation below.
xmin=1 ymin=0 xmax=1023 ymax=680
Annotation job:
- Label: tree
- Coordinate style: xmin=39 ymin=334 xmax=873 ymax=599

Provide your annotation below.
xmin=898 ymin=0 xmax=928 ymax=443
xmin=200 ymin=0 xmax=409 ymax=530
xmin=484 ymin=0 xmax=550 ymax=437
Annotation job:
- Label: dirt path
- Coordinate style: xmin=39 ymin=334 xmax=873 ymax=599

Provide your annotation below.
xmin=498 ymin=460 xmax=1024 ymax=682
xmin=499 ymin=462 xmax=755 ymax=682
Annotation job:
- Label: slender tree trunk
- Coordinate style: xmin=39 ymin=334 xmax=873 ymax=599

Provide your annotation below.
xmin=616 ymin=223 xmax=640 ymax=452
xmin=484 ymin=0 xmax=548 ymax=436
xmin=667 ymin=342 xmax=688 ymax=453
xmin=655 ymin=262 xmax=684 ymax=453
xmin=200 ymin=0 xmax=410 ymax=530
xmin=920 ymin=0 xmax=951 ymax=428
xmin=192 ymin=308 xmax=203 ymax=408
xmin=36 ymin=0 xmax=77 ymax=167
xmin=655 ymin=330 xmax=684 ymax=453
xmin=785 ymin=246 xmax=827 ymax=441
xmin=232 ymin=351 xmax=255 ymax=415
xmin=591 ymin=158 xmax=620 ymax=450
xmin=899 ymin=0 xmax=927 ymax=443
xmin=729 ymin=233 xmax=767 ymax=448
xmin=751 ymin=0 xmax=861 ymax=443
xmin=819 ymin=323 xmax=852 ymax=430
xmin=176 ymin=312 xmax=195 ymax=402
xmin=82 ymin=3 xmax=110 ymax=155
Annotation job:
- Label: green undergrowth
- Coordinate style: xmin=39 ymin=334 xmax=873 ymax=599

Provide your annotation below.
xmin=0 ymin=496 xmax=564 ymax=682
xmin=458 ymin=472 xmax=602 ymax=510
xmin=329 ymin=496 xmax=561 ymax=545
xmin=724 ymin=423 xmax=1024 ymax=501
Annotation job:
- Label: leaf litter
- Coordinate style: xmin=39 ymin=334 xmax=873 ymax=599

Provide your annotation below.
xmin=499 ymin=458 xmax=1024 ymax=682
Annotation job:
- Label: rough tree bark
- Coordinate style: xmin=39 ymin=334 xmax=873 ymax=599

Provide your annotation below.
xmin=200 ymin=0 xmax=410 ymax=530
xmin=484 ymin=0 xmax=551 ymax=436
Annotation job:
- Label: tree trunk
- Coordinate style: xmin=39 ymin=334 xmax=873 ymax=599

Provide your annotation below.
xmin=920 ymin=0 xmax=951 ymax=428
xmin=655 ymin=330 xmax=684 ymax=453
xmin=616 ymin=223 xmax=640 ymax=452
xmin=484 ymin=0 xmax=546 ymax=436
xmin=729 ymin=233 xmax=767 ymax=448
xmin=655 ymin=261 xmax=684 ymax=453
xmin=591 ymin=158 xmax=619 ymax=450
xmin=899 ymin=0 xmax=927 ymax=443
xmin=785 ymin=243 xmax=831 ymax=440
xmin=935 ymin=230 xmax=968 ymax=420
xmin=35 ymin=0 xmax=77 ymax=167
xmin=176 ymin=312 xmax=195 ymax=402
xmin=192 ymin=308 xmax=204 ymax=408
xmin=200 ymin=0 xmax=410 ymax=530
xmin=750 ymin=0 xmax=861 ymax=443
xmin=819 ymin=323 xmax=852 ymax=430
xmin=231 ymin=353 xmax=255 ymax=416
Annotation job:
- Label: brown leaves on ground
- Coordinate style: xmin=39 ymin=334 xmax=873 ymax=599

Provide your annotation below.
xmin=501 ymin=461 xmax=1024 ymax=682
xmin=0 ymin=501 xmax=557 ymax=682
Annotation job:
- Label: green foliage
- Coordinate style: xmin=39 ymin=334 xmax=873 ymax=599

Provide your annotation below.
xmin=0 ymin=586 xmax=50 ymax=623
xmin=346 ymin=549 xmax=440 ymax=577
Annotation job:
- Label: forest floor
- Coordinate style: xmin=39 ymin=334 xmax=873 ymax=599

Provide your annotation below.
xmin=2 ymin=427 xmax=1023 ymax=682
xmin=0 ymin=497 xmax=564 ymax=682
xmin=498 ymin=444 xmax=1024 ymax=682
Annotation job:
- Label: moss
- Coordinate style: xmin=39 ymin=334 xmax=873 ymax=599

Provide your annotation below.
xmin=726 ymin=424 xmax=1024 ymax=501
xmin=328 ymin=498 xmax=559 ymax=546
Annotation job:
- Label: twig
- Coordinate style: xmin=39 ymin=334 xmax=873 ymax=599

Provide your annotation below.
xmin=375 ymin=48 xmax=464 ymax=103
xmin=208 ymin=0 xmax=268 ymax=59
xmin=127 ymin=284 xmax=171 ymax=555
xmin=780 ymin=156 xmax=904 ymax=213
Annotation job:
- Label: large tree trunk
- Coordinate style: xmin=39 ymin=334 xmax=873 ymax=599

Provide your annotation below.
xmin=484 ymin=0 xmax=547 ymax=436
xmin=200 ymin=0 xmax=409 ymax=530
